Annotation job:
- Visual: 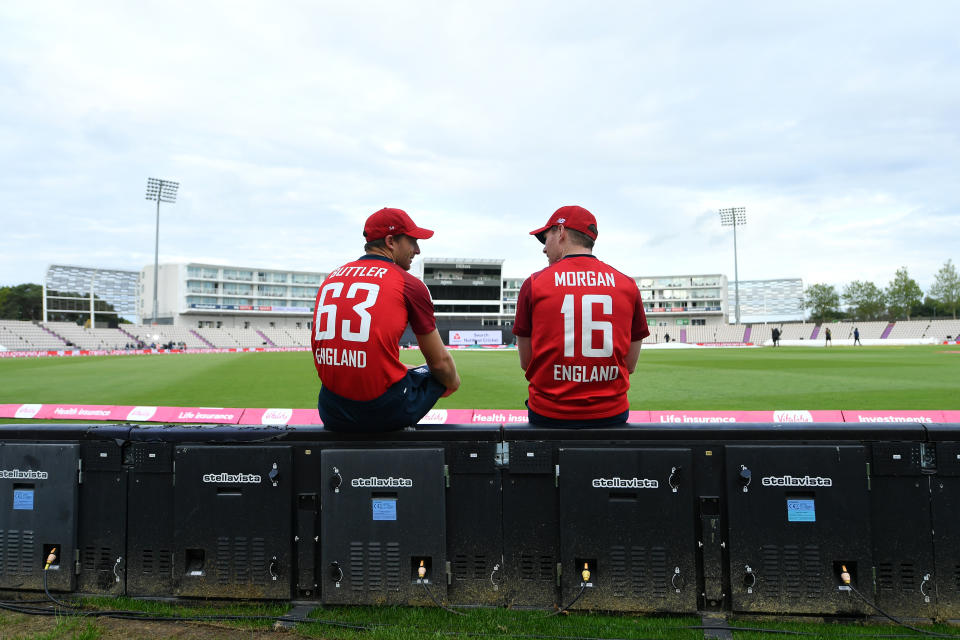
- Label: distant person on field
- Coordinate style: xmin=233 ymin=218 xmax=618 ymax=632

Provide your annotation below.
xmin=664 ymin=332 xmax=670 ymax=343
xmin=773 ymin=327 xmax=781 ymax=347
xmin=824 ymin=327 xmax=832 ymax=346
xmin=853 ymin=327 xmax=861 ymax=346
xmin=512 ymin=205 xmax=649 ymax=427
xmin=311 ymin=207 xmax=460 ymax=432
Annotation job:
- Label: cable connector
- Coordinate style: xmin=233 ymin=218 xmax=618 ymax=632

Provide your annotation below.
xmin=44 ymin=548 xmax=58 ymax=571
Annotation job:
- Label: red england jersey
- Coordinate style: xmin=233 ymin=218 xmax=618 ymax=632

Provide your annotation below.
xmin=312 ymin=255 xmax=436 ymax=401
xmin=512 ymin=254 xmax=649 ymax=419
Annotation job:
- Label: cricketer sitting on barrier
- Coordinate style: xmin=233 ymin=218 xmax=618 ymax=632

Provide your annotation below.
xmin=311 ymin=207 xmax=460 ymax=432
xmin=513 ymin=205 xmax=649 ymax=427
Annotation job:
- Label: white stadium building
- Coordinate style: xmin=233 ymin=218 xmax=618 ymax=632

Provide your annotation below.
xmin=1 ymin=259 xmax=949 ymax=353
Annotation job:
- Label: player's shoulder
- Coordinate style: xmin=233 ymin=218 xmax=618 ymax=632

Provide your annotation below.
xmin=598 ymin=260 xmax=639 ymax=287
xmin=526 ymin=265 xmax=552 ymax=283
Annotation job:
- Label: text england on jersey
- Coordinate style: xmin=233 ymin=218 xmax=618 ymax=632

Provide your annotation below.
xmin=315 ymin=347 xmax=367 ymax=368
xmin=553 ymin=364 xmax=619 ymax=382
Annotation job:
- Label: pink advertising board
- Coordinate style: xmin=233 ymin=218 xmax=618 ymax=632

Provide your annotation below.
xmin=239 ymin=408 xmax=324 ymax=425
xmin=649 ymin=410 xmax=845 ymax=424
xmin=35 ymin=404 xmax=117 ymax=420
xmin=470 ymin=410 xmax=529 ymax=424
xmin=417 ymin=409 xmax=477 ymax=424
xmin=841 ymin=410 xmax=946 ymax=423
xmin=0 ymin=404 xmax=955 ymax=426
xmin=0 ymin=404 xmax=22 ymax=418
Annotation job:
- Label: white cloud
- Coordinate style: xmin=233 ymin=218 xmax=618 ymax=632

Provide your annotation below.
xmin=0 ymin=0 xmax=957 ymax=296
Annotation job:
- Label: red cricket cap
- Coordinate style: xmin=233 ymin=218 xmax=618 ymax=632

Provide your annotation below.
xmin=529 ymin=205 xmax=598 ymax=244
xmin=363 ymin=207 xmax=434 ymax=241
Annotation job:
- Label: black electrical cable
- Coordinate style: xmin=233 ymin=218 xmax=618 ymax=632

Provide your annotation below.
xmin=546 ymin=583 xmax=587 ymax=617
xmin=418 ymin=579 xmax=466 ymax=616
xmin=847 ymin=583 xmax=960 ymax=639
xmin=43 ymin=568 xmax=82 ymax=612
xmin=684 ymin=625 xmax=813 ymax=635
xmin=687 ymin=626 xmax=953 ymax=640
xmin=27 ymin=572 xmax=373 ymax=631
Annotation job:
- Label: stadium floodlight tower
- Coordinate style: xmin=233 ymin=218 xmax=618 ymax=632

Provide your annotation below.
xmin=719 ymin=207 xmax=747 ymax=325
xmin=145 ymin=178 xmax=179 ymax=325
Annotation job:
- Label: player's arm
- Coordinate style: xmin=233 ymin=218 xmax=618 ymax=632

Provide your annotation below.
xmin=626 ymin=286 xmax=648 ymax=374
xmin=625 ymin=340 xmax=643 ymax=374
xmin=517 ymin=336 xmax=532 ymax=370
xmin=416 ymin=329 xmax=461 ymax=394
xmin=513 ymin=277 xmax=533 ymax=371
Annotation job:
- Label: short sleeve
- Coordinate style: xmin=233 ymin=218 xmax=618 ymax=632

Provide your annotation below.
xmin=631 ymin=286 xmax=650 ymax=341
xmin=512 ymin=277 xmax=533 ymax=337
xmin=403 ymin=274 xmax=436 ymax=335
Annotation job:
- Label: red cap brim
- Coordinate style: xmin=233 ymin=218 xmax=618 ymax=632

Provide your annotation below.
xmin=407 ymin=226 xmax=434 ymax=240
xmin=529 ymin=225 xmax=551 ymax=244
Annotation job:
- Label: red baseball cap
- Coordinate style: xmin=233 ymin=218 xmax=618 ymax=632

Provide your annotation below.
xmin=363 ymin=208 xmax=434 ymax=241
xmin=529 ymin=205 xmax=598 ymax=244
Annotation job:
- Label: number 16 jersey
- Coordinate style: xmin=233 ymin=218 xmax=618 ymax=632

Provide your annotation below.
xmin=512 ymin=254 xmax=649 ymax=419
xmin=312 ymin=255 xmax=436 ymax=401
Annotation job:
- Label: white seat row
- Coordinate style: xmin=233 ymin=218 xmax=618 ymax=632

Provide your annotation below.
xmin=0 ymin=320 xmax=68 ymax=349
xmin=777 ymin=323 xmax=815 ymax=340
xmin=259 ymin=326 xmax=309 ymax=347
xmin=926 ymin=319 xmax=960 ymax=340
xmin=124 ymin=325 xmax=207 ymax=348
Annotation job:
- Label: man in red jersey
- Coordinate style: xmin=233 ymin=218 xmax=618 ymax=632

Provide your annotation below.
xmin=512 ymin=206 xmax=649 ymax=427
xmin=312 ymin=207 xmax=460 ymax=432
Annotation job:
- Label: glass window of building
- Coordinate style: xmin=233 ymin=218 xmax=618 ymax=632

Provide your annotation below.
xmin=223 ymin=269 xmax=253 ymax=281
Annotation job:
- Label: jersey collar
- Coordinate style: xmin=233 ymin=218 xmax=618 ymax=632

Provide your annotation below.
xmin=358 ymin=254 xmax=395 ymax=264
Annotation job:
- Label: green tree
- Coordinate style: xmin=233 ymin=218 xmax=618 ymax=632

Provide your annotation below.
xmin=913 ymin=295 xmax=947 ymax=320
xmin=842 ymin=280 xmax=887 ymax=320
xmin=0 ymin=283 xmax=43 ymax=320
xmin=885 ymin=267 xmax=924 ymax=320
xmin=804 ymin=283 xmax=841 ymax=323
xmin=929 ymin=259 xmax=960 ymax=319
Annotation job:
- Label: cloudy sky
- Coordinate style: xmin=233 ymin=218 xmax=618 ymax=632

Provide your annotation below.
xmin=1 ymin=1 xmax=958 ymax=294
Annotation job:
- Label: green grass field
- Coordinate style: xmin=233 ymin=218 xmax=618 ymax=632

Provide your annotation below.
xmin=0 ymin=345 xmax=957 ymax=410
xmin=3 ymin=595 xmax=959 ymax=640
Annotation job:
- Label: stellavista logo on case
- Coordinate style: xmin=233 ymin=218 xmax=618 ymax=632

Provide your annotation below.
xmin=351 ymin=476 xmax=413 ymax=488
xmin=202 ymin=472 xmax=262 ymax=483
xmin=592 ymin=477 xmax=659 ymax=489
xmin=761 ymin=475 xmax=833 ymax=487
xmin=0 ymin=469 xmax=48 ymax=480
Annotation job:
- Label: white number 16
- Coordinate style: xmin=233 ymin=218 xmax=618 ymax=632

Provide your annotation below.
xmin=560 ymin=294 xmax=613 ymax=358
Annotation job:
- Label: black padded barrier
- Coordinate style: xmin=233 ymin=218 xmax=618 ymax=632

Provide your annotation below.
xmin=1 ymin=421 xmax=959 ymax=623
xmin=926 ymin=424 xmax=960 ymax=619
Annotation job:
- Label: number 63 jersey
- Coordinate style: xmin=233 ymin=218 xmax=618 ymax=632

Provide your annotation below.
xmin=512 ymin=254 xmax=649 ymax=420
xmin=312 ymin=255 xmax=436 ymax=401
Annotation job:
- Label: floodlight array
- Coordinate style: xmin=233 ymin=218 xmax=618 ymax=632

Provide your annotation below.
xmin=145 ymin=178 xmax=180 ymax=204
xmin=718 ymin=207 xmax=746 ymax=226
